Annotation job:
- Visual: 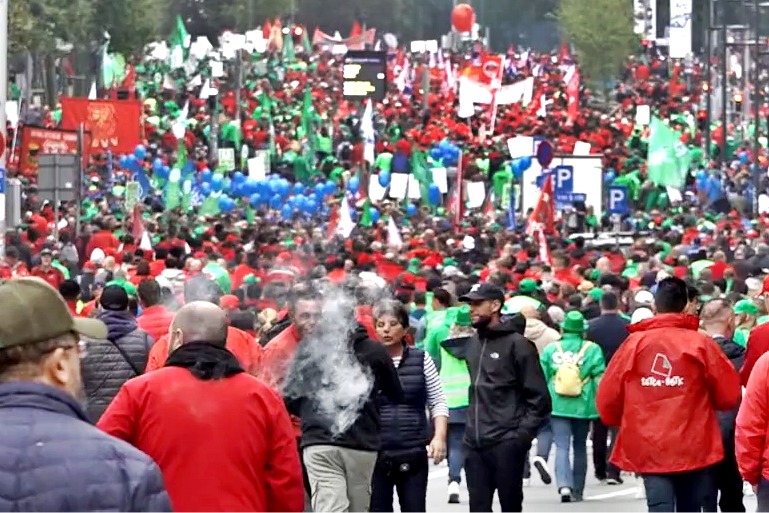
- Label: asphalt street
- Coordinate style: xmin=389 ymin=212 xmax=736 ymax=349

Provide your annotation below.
xmin=417 ymin=446 xmax=759 ymax=512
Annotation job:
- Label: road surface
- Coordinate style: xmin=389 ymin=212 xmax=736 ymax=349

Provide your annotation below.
xmin=418 ymin=446 xmax=757 ymax=511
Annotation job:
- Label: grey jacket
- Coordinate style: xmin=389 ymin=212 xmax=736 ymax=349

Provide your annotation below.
xmin=81 ymin=310 xmax=153 ymax=422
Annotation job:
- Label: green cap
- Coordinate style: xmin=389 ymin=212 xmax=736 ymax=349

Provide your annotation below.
xmin=518 ymin=278 xmax=539 ymax=294
xmin=588 ymin=288 xmax=604 ymax=301
xmin=0 ymin=278 xmax=107 ymax=348
xmin=243 ymin=274 xmax=259 ymax=285
xmin=455 ymin=305 xmax=471 ymax=327
xmin=734 ymin=299 xmax=759 ymax=316
xmin=561 ymin=310 xmax=588 ymax=333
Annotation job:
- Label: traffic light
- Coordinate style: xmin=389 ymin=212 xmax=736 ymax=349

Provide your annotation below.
xmin=734 ymin=93 xmax=743 ymax=112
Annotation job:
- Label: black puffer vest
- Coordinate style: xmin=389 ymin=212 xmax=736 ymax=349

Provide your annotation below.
xmin=379 ymin=345 xmax=428 ymax=451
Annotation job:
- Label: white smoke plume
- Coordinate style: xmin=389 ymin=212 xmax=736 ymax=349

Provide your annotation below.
xmin=281 ymin=283 xmax=375 ymax=438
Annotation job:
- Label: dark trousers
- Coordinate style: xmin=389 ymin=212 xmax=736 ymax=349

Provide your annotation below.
xmin=370 ymin=449 xmax=428 ymax=512
xmin=447 ymin=423 xmax=465 ymax=484
xmin=592 ymin=419 xmax=620 ymax=480
xmin=758 ymin=478 xmax=769 ymax=512
xmin=465 ymin=438 xmax=530 ymax=512
xmin=703 ymin=439 xmax=745 ymax=512
xmin=643 ymin=467 xmax=714 ymax=512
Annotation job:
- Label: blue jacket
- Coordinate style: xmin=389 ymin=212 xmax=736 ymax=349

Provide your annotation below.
xmin=0 ymin=382 xmax=171 ymax=512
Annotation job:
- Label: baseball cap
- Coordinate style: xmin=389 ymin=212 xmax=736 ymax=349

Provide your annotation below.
xmin=459 ymin=283 xmax=505 ymax=303
xmin=518 ymin=278 xmax=539 ymax=294
xmin=0 ymin=278 xmax=107 ymax=349
xmin=634 ymin=290 xmax=654 ymax=305
xmin=99 ymin=285 xmax=130 ymax=311
xmin=734 ymin=299 xmax=759 ymax=316
xmin=39 ymin=248 xmax=53 ymax=257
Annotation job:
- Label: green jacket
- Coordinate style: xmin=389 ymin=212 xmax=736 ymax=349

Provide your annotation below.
xmin=734 ymin=327 xmax=749 ymax=348
xmin=203 ymin=262 xmax=232 ymax=294
xmin=421 ymin=307 xmax=460 ymax=359
xmin=438 ymin=336 xmax=472 ymax=410
xmin=539 ymin=333 xmax=606 ymax=419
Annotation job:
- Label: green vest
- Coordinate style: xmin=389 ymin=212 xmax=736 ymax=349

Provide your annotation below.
xmin=438 ymin=345 xmax=471 ymax=409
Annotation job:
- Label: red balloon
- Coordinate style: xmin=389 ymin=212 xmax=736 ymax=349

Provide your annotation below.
xmin=451 ymin=3 xmax=475 ymax=33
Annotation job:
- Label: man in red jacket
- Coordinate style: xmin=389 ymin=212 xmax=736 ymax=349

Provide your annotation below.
xmin=597 ymin=277 xmax=741 ymax=512
xmin=741 ymin=318 xmax=769 ymax=386
xmin=30 ymin=249 xmax=65 ymax=290
xmin=85 ymin=219 xmax=120 ymax=261
xmin=136 ymin=279 xmax=175 ymax=341
xmin=98 ymin=301 xmax=304 ymax=512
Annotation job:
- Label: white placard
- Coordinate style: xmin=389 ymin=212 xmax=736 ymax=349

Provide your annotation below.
xmin=368 ymin=175 xmax=387 ymax=201
xmin=247 ymin=156 xmax=266 ymax=181
xmin=432 ymin=167 xmax=448 ymax=193
xmin=573 ymin=141 xmax=591 ymax=155
xmin=507 ymin=136 xmax=534 ymax=159
xmin=210 ymin=61 xmax=225 ymax=78
xmin=636 ymin=105 xmax=651 ymax=126
xmin=388 ymin=173 xmax=409 ymax=199
xmin=466 ymin=181 xmax=486 ymax=209
xmin=669 ymin=0 xmax=693 ymax=58
xmin=217 ymin=148 xmax=236 ymax=171
xmin=407 ymin=175 xmax=422 ymax=199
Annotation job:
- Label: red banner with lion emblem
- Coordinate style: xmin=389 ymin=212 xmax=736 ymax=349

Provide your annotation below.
xmin=60 ymin=98 xmax=142 ymax=155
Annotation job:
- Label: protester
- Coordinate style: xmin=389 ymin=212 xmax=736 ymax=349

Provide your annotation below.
xmin=144 ymin=276 xmax=262 ymax=372
xmin=282 ymin=285 xmax=404 ymax=513
xmin=586 ymin=291 xmax=629 ymax=485
xmin=700 ymin=299 xmax=746 ymax=512
xmin=597 ymin=277 xmax=742 ymax=511
xmin=136 ymin=279 xmax=176 ymax=340
xmin=540 ymin=310 xmax=606 ymax=503
xmin=31 ymin=248 xmax=66 ymax=289
xmin=370 ymin=300 xmax=448 ymax=512
xmin=435 ymin=304 xmax=474 ymax=504
xmin=0 ymin=277 xmax=170 ymax=511
xmin=80 ymin=284 xmax=153 ymax=421
xmin=98 ymin=301 xmax=304 ymax=512
xmin=454 ymin=283 xmax=551 ymax=512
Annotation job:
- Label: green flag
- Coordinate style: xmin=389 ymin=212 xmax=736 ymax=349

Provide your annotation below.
xmin=199 ymin=194 xmax=221 ymax=216
xmin=302 ymin=29 xmax=312 ymax=53
xmin=359 ymin=198 xmax=373 ymax=227
xmin=646 ymin=117 xmax=690 ymax=190
xmin=245 ymin=204 xmax=255 ymax=223
xmin=282 ymin=34 xmax=295 ymax=62
xmin=169 ymin=16 xmax=190 ymax=52
xmin=300 ymin=88 xmax=314 ymax=140
xmin=410 ymin=150 xmax=433 ymax=206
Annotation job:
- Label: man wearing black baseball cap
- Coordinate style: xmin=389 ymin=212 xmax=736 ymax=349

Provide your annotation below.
xmin=448 ymin=283 xmax=550 ymax=512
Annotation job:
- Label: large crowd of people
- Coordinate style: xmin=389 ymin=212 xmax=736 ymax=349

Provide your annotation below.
xmin=2 ymin=19 xmax=769 ymax=513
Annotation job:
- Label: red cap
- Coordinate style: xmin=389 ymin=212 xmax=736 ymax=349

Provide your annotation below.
xmin=220 ymin=295 xmax=240 ymax=309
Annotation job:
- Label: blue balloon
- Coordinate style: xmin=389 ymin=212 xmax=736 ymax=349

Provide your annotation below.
xmin=134 ymin=145 xmax=147 ymax=160
xmin=155 ymin=165 xmax=170 ymax=180
xmin=232 ymin=171 xmax=245 ymax=184
xmin=324 ymin=180 xmax=337 ymax=196
xmin=201 ymin=169 xmax=213 ymax=183
xmin=223 ymin=177 xmax=232 ymax=192
xmin=378 ymin=171 xmax=391 ymax=188
xmin=119 ymin=155 xmax=129 ymax=168
xmin=278 ymin=179 xmax=291 ymax=197
xmin=152 ymin=158 xmax=164 ymax=172
xmin=269 ymin=193 xmax=282 ymax=209
xmin=519 ymin=156 xmax=532 ymax=172
xmin=293 ymin=183 xmax=305 ymax=195
xmin=314 ymin=182 xmax=326 ymax=195
xmin=241 ymin=177 xmax=257 ymax=195
xmin=511 ymin=159 xmax=524 ymax=179
xmin=430 ymin=147 xmax=443 ymax=161
xmin=739 ymin=151 xmax=750 ymax=165
xmin=604 ymin=171 xmax=616 ymax=184
xmin=428 ymin=184 xmax=441 ymax=206
xmin=200 ymin=182 xmax=212 ymax=197
xmin=347 ymin=176 xmax=360 ymax=194
xmin=218 ymin=195 xmax=234 ymax=212
xmin=304 ymin=199 xmax=318 ymax=214
xmin=281 ymin=204 xmax=294 ymax=219
xmin=406 ymin=204 xmax=418 ymax=216
xmin=249 ymin=193 xmax=262 ymax=208
xmin=439 ymin=140 xmax=452 ymax=151
xmin=369 ymin=208 xmax=381 ymax=224
xmin=269 ymin=179 xmax=281 ymax=194
xmin=211 ymin=175 xmax=225 ymax=192
xmin=294 ymin=195 xmax=308 ymax=210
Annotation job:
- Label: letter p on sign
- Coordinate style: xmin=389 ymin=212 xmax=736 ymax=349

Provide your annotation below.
xmin=607 ymin=185 xmax=628 ymax=215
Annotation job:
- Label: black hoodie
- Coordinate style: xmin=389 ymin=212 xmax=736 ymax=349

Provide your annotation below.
xmin=287 ymin=325 xmax=404 ymax=452
xmin=712 ymin=335 xmax=745 ymax=444
xmin=443 ymin=314 xmax=551 ymax=449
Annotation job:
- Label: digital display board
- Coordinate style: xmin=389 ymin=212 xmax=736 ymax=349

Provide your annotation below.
xmin=343 ymin=50 xmax=387 ymax=102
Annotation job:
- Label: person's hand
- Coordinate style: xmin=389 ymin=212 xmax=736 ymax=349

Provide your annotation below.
xmin=427 ymin=437 xmax=446 ymax=465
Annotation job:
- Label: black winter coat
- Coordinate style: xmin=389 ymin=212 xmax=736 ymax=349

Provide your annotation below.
xmin=0 ymin=382 xmax=171 ymax=511
xmin=713 ymin=335 xmax=745 ymax=444
xmin=81 ymin=310 xmax=153 ymax=422
xmin=444 ymin=314 xmax=551 ymax=449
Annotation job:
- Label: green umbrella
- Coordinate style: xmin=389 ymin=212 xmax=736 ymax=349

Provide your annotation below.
xmin=502 ymin=295 xmax=542 ymax=315
xmin=691 ymin=260 xmax=714 ymax=279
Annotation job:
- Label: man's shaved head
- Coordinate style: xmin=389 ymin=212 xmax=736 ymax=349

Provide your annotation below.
xmin=171 ymin=301 xmax=228 ymax=347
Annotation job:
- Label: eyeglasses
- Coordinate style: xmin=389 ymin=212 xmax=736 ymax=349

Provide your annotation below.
xmin=43 ymin=337 xmax=88 ymax=359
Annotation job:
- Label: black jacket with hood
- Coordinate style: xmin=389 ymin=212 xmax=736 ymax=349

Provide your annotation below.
xmin=286 ymin=324 xmax=404 ymax=452
xmin=443 ymin=314 xmax=551 ymax=449
xmin=712 ymin=335 xmax=745 ymax=445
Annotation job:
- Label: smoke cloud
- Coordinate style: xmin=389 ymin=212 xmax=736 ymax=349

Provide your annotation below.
xmin=281 ymin=283 xmax=375 ymax=438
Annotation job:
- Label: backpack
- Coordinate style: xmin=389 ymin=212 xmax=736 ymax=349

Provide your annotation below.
xmin=553 ymin=341 xmax=593 ymax=397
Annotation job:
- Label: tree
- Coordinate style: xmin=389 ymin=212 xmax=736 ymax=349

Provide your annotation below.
xmin=556 ymin=0 xmax=638 ymax=85
xmin=94 ymin=0 xmax=163 ymax=56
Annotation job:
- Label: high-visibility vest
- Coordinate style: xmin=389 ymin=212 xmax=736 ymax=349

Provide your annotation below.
xmin=438 ymin=344 xmax=471 ymax=409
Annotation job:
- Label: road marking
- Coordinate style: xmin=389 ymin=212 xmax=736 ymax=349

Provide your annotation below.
xmin=586 ymin=488 xmax=639 ymax=501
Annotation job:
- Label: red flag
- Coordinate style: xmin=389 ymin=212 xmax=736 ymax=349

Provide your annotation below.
xmin=326 ymin=204 xmax=339 ymax=238
xmin=566 ymin=68 xmax=580 ymax=123
xmin=449 ymin=151 xmax=465 ymax=227
xmin=350 ymin=21 xmax=362 ymax=39
xmin=60 ymin=97 xmax=142 ymax=155
xmin=262 ymin=20 xmax=272 ymax=39
xmin=526 ymin=174 xmax=555 ymax=235
xmin=121 ymin=65 xmax=136 ymax=94
xmin=131 ymin=205 xmax=144 ymax=241
xmin=559 ymin=41 xmax=571 ymax=62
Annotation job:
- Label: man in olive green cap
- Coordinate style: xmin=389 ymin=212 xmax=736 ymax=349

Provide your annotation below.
xmin=540 ymin=310 xmax=606 ymax=503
